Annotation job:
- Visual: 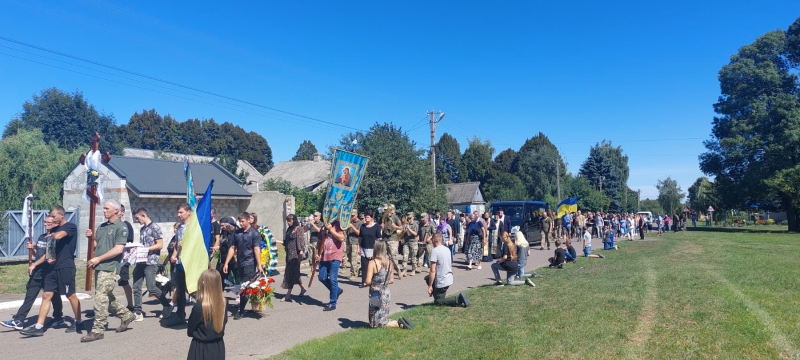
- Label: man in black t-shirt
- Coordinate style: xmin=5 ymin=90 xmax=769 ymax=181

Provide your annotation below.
xmin=548 ymin=240 xmax=566 ymax=268
xmin=223 ymin=212 xmax=262 ymax=320
xmin=20 ymin=206 xmax=83 ymax=337
xmin=118 ymin=205 xmax=135 ymax=310
xmin=1 ymin=216 xmax=63 ymax=331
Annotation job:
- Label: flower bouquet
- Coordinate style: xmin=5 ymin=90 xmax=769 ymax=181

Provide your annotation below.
xmin=240 ymin=275 xmax=275 ymax=312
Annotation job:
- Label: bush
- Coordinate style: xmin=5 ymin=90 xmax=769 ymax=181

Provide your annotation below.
xmin=781 ymin=220 xmax=788 ymax=225
xmin=766 ymin=219 xmax=775 ymax=225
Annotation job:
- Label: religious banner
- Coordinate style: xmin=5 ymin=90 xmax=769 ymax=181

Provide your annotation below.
xmin=322 ymin=149 xmax=368 ymax=228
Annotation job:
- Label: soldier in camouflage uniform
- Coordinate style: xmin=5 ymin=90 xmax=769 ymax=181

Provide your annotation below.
xmin=382 ymin=205 xmax=403 ymax=279
xmin=307 ymin=212 xmax=324 ymax=268
xmin=344 ymin=210 xmax=362 ymax=279
xmin=400 ymin=212 xmax=419 ymax=276
xmin=82 ymin=199 xmax=136 ymax=343
xmin=416 ymin=213 xmax=436 ymax=273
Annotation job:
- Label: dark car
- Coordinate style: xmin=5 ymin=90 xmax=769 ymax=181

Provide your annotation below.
xmin=490 ymin=201 xmax=550 ymax=247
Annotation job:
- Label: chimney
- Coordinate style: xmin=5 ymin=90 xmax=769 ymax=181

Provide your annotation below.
xmin=313 ymin=153 xmax=322 ymax=162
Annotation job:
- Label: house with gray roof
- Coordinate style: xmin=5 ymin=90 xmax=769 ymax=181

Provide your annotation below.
xmin=445 ymin=181 xmax=487 ymax=214
xmin=260 ymin=153 xmax=331 ymax=192
xmin=62 ymin=156 xmax=253 ymax=258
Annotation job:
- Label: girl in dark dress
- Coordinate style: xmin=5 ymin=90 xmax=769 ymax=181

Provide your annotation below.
xmin=279 ymin=214 xmax=306 ymax=301
xmin=187 ymin=269 xmax=227 ymax=360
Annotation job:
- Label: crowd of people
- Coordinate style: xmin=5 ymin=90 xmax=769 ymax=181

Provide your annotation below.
xmin=2 ymin=198 xmax=666 ymax=358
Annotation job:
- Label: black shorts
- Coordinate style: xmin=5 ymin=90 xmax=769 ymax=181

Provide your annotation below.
xmin=238 ymin=264 xmax=256 ymax=284
xmin=118 ymin=263 xmax=131 ymax=286
xmin=44 ymin=267 xmax=76 ymax=296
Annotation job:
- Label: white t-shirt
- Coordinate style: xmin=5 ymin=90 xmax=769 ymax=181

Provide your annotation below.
xmin=583 ymin=231 xmax=592 ymax=247
xmin=429 ymin=244 xmax=453 ymax=288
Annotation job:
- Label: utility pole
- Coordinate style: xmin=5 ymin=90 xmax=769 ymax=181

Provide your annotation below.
xmin=637 ymin=189 xmax=641 ymax=212
xmin=428 ymin=110 xmax=445 ymax=189
xmin=554 ymin=159 xmax=561 ymax=200
xmin=599 ymin=176 xmax=605 ymax=193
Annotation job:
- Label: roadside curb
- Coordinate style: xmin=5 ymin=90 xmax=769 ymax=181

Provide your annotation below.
xmin=0 ymin=292 xmax=92 ymax=310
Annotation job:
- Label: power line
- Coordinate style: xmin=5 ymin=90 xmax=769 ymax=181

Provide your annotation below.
xmin=0 ymin=35 xmax=365 ymax=132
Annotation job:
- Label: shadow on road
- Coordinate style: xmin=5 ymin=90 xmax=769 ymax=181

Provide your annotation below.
xmin=337 ymin=318 xmax=368 ymax=329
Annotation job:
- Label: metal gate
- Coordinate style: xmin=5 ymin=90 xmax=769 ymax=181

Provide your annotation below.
xmin=0 ymin=210 xmax=79 ymax=261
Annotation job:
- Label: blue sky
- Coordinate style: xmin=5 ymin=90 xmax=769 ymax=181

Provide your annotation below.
xmin=1 ymin=0 xmax=798 ymax=199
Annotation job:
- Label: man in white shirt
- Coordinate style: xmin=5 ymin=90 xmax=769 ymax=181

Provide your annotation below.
xmin=582 ymin=227 xmax=605 ymax=259
xmin=426 ymin=234 xmax=469 ymax=307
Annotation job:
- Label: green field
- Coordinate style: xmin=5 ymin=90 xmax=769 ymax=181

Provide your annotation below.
xmin=270 ymin=228 xmax=800 ymax=359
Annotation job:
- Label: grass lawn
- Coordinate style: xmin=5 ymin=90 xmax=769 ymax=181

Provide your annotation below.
xmin=0 ymin=261 xmax=87 ymax=294
xmin=270 ymin=228 xmax=800 ymax=360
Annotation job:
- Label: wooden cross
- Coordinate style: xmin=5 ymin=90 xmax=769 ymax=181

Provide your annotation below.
xmin=78 ymin=132 xmax=111 ymax=290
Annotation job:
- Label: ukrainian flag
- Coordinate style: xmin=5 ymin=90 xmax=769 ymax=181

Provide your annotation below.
xmin=557 ymin=197 xmax=578 ymax=218
xmin=182 ymin=159 xmax=214 ymax=294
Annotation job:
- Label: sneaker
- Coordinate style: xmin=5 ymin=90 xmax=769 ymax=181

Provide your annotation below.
xmin=337 ymin=288 xmax=344 ymax=300
xmin=532 ymin=273 xmax=542 ymax=278
xmin=20 ymin=325 xmax=44 ymax=337
xmin=614 ymin=245 xmax=619 ymax=250
xmin=134 ymin=312 xmax=144 ymax=322
xmin=422 ymin=264 xmax=428 ymax=268
xmin=599 ymin=254 xmax=605 ymax=258
xmin=160 ymin=314 xmax=186 ymax=327
xmin=160 ymin=305 xmax=173 ymax=319
xmin=477 ymin=265 xmax=482 ymax=270
xmin=525 ymin=279 xmax=536 ymax=287
xmin=80 ymin=332 xmax=104 ymax=342
xmin=494 ymin=281 xmax=504 ymax=287
xmin=323 ymin=304 xmax=336 ymax=311
xmin=49 ymin=317 xmax=66 ymax=328
xmin=467 ymin=264 xmax=473 ymax=270
xmin=233 ymin=312 xmax=243 ymax=320
xmin=349 ymin=275 xmax=357 ymax=280
xmin=414 ymin=269 xmax=422 ymax=274
xmin=1 ymin=319 xmax=23 ymax=330
xmin=457 ymin=292 xmax=470 ymax=307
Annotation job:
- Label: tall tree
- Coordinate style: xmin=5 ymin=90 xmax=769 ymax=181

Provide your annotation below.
xmin=566 ymin=175 xmax=611 ymax=212
xmin=3 ymin=88 xmax=123 ymax=154
xmin=335 ymin=123 xmax=447 ymax=214
xmin=435 ymin=133 xmax=462 ymax=184
xmin=460 ymin=137 xmax=494 ymax=184
xmin=484 ymin=173 xmax=527 ymax=202
xmin=516 ymin=132 xmax=566 ymax=201
xmin=493 ymin=148 xmax=519 ymax=174
xmin=700 ymin=19 xmax=800 ymax=231
xmin=687 ymin=176 xmax=718 ymax=213
xmin=0 ymin=129 xmax=82 ymax=214
xmin=639 ymin=198 xmax=665 ymax=215
xmin=292 ymin=140 xmax=319 ymax=161
xmin=578 ymin=140 xmax=630 ymax=212
xmin=656 ymin=177 xmax=685 ymax=215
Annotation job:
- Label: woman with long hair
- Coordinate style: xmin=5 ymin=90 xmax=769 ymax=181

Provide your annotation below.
xmin=366 ymin=241 xmax=412 ymax=329
xmin=491 ymin=231 xmax=532 ymax=287
xmin=278 ymin=214 xmax=306 ymax=301
xmin=187 ymin=269 xmax=227 ymax=360
xmin=513 ymin=228 xmax=535 ymax=282
xmin=358 ymin=211 xmax=382 ymax=287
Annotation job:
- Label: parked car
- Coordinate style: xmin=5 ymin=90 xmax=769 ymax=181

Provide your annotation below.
xmin=490 ymin=201 xmax=550 ymax=247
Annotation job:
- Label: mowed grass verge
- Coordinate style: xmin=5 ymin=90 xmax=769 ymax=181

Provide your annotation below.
xmin=270 ymin=229 xmax=800 ymax=360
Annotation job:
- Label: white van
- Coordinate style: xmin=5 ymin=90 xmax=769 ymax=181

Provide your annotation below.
xmin=637 ymin=211 xmax=653 ymax=229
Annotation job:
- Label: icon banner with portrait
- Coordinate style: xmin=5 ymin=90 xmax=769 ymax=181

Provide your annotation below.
xmin=322 ymin=149 xmax=369 ymax=227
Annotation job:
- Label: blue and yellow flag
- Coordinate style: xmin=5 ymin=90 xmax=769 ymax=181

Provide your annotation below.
xmin=323 ymin=149 xmax=368 ymax=228
xmin=182 ymin=163 xmax=213 ymax=293
xmin=557 ymin=197 xmax=578 ymax=218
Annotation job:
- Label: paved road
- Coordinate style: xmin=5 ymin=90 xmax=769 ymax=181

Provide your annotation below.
xmin=0 ymin=236 xmax=620 ymax=360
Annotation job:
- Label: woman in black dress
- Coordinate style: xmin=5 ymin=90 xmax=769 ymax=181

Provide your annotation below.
xmin=187 ymin=269 xmax=227 ymax=360
xmin=280 ymin=214 xmax=306 ymax=301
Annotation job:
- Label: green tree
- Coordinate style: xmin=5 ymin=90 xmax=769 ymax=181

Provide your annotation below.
xmin=700 ymin=19 xmax=800 ymax=231
xmin=435 ymin=133 xmax=462 ymax=184
xmin=334 ymin=123 xmax=447 ymax=214
xmin=214 ymin=154 xmax=249 ymax=183
xmin=656 ymin=177 xmax=685 ymax=215
xmin=639 ymin=198 xmax=665 ymax=215
xmin=484 ymin=173 xmax=527 ymax=202
xmin=687 ymin=177 xmax=718 ymax=213
xmin=566 ymin=175 xmax=611 ymax=212
xmin=578 ymin=140 xmax=630 ymax=212
xmin=261 ymin=178 xmax=324 ymax=217
xmin=460 ymin=137 xmax=494 ymax=184
xmin=292 ymin=140 xmax=319 ymax=161
xmin=3 ymin=88 xmax=123 ymax=154
xmin=0 ymin=129 xmax=81 ymax=214
xmin=516 ymin=132 xmax=566 ymax=201
xmin=493 ymin=148 xmax=519 ymax=174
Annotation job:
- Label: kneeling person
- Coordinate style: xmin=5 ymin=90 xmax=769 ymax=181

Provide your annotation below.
xmin=426 ymin=234 xmax=469 ymax=307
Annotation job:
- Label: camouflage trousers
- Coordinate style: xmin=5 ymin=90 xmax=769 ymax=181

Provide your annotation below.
xmin=345 ymin=242 xmax=360 ymax=276
xmin=93 ymin=270 xmax=134 ymax=334
xmin=416 ymin=242 xmax=433 ymax=269
xmin=307 ymin=242 xmax=318 ymax=269
xmin=386 ymin=240 xmax=402 ymax=277
xmin=401 ymin=241 xmax=419 ymax=273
